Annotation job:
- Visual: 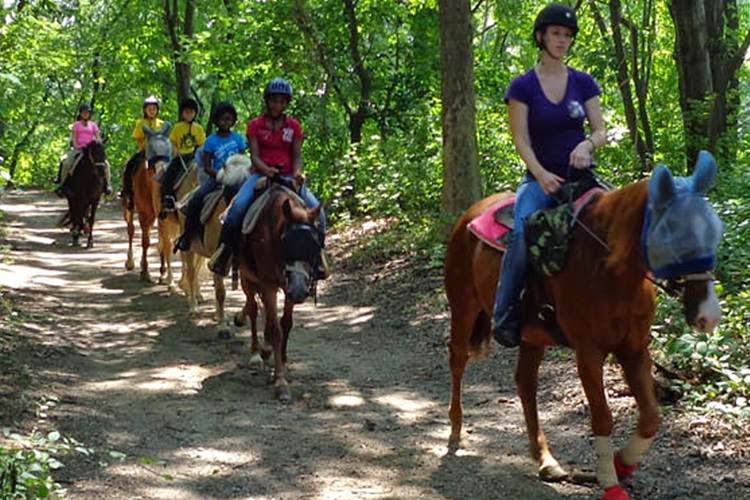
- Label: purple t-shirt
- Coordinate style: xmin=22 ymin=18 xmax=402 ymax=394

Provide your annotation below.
xmin=505 ymin=67 xmax=601 ymax=179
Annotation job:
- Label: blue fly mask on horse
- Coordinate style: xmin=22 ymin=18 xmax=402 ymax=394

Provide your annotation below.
xmin=143 ymin=123 xmax=173 ymax=168
xmin=642 ymin=150 xmax=723 ymax=279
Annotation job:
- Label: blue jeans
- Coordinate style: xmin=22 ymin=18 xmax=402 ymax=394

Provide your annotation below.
xmin=222 ymin=175 xmax=326 ymax=247
xmin=493 ymin=175 xmax=556 ymax=325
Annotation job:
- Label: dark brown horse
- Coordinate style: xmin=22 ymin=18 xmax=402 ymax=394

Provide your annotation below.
xmin=234 ymin=183 xmax=322 ymax=402
xmin=445 ymin=154 xmax=723 ymax=500
xmin=60 ymin=140 xmax=108 ymax=248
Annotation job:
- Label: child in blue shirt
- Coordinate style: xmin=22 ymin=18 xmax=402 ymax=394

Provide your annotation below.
xmin=176 ymin=102 xmax=247 ymax=251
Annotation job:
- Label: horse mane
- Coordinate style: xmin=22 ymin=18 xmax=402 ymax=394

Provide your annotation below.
xmin=588 ymin=180 xmax=649 ymax=276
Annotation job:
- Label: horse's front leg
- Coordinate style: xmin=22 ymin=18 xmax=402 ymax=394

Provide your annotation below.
xmin=280 ymin=297 xmax=295 ymax=365
xmin=517 ymin=339 xmax=567 ymax=481
xmin=614 ymin=348 xmax=660 ymax=480
xmin=242 ymin=292 xmax=266 ymax=370
xmin=139 ymin=215 xmax=154 ymax=282
xmin=124 ymin=203 xmax=135 ymax=270
xmin=213 ymin=272 xmax=226 ymax=324
xmin=576 ymin=349 xmax=625 ymax=499
xmin=86 ymin=201 xmax=98 ymax=249
xmin=262 ymin=288 xmax=290 ymax=402
xmin=157 ymin=225 xmax=173 ymax=289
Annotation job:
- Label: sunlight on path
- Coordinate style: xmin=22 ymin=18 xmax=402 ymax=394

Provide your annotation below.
xmin=0 ymin=190 xmax=595 ymax=500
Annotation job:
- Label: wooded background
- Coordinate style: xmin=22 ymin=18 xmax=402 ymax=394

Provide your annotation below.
xmin=1 ymin=0 xmax=749 ymax=409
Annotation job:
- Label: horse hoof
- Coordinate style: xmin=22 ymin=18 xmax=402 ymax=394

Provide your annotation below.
xmin=140 ymin=272 xmax=153 ymax=283
xmin=614 ymin=451 xmax=638 ymax=480
xmin=276 ymin=385 xmax=292 ymax=402
xmin=217 ymin=329 xmax=232 ymax=340
xmin=233 ymin=312 xmax=247 ymax=327
xmin=539 ymin=460 xmax=568 ymax=483
xmin=602 ymin=484 xmax=629 ymax=500
xmin=447 ymin=435 xmax=461 ymax=454
xmin=248 ymin=353 xmax=264 ymax=370
xmin=125 ymin=261 xmax=135 ymax=271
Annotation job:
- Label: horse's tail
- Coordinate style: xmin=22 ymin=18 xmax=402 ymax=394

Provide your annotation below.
xmin=469 ymin=310 xmax=492 ymax=358
xmin=56 ymin=209 xmax=71 ymax=228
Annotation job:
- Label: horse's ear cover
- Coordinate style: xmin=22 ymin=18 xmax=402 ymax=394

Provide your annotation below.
xmin=644 ymin=150 xmax=723 ymax=278
xmin=648 ymin=163 xmax=675 ymax=212
xmin=691 ymin=150 xmax=717 ymax=194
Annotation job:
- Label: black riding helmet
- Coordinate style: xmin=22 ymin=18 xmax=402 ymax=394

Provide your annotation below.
xmin=533 ymin=3 xmax=578 ymax=49
xmin=211 ymin=101 xmax=237 ymax=126
xmin=76 ymin=103 xmax=92 ymax=120
xmin=179 ymin=98 xmax=199 ymax=115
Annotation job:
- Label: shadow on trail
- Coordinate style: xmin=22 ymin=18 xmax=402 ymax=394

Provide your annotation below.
xmin=2 ymin=190 xmax=747 ymax=499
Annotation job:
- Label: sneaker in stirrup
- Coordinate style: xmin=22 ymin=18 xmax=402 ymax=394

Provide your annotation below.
xmin=162 ymin=195 xmax=176 ymax=212
xmin=208 ymin=243 xmax=232 ymax=277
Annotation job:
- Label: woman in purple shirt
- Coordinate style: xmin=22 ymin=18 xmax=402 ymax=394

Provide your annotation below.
xmin=492 ymin=3 xmax=607 ymax=348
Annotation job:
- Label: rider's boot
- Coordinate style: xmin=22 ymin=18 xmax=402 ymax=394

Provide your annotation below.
xmin=208 ymin=243 xmax=232 ymax=277
xmin=492 ymin=303 xmax=523 ymax=348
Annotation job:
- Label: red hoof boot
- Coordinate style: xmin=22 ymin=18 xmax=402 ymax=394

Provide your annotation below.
xmin=603 ymin=484 xmax=629 ymax=500
xmin=614 ymin=451 xmax=638 ymax=480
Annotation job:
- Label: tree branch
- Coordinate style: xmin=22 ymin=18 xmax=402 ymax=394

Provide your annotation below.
xmin=293 ymin=0 xmax=352 ymax=116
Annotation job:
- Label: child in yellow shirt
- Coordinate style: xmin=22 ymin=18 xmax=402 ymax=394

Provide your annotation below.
xmin=160 ymin=98 xmax=206 ymax=214
xmin=120 ymin=95 xmax=164 ymax=209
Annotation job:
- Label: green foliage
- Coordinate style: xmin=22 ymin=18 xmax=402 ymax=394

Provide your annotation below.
xmin=0 ymin=0 xmax=749 ymax=414
xmin=0 ymin=427 xmax=91 ymax=499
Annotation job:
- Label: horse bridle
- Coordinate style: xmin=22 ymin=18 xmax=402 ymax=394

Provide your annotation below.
xmin=662 ymin=271 xmax=715 ymax=299
xmin=86 ymin=145 xmax=109 ymax=169
xmin=565 ymin=187 xmax=716 ymax=299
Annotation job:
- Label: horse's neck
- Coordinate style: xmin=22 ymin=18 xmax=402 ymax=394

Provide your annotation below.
xmin=586 ymin=180 xmax=649 ymax=279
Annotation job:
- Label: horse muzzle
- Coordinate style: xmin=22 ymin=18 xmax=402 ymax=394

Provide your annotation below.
xmin=285 ymin=262 xmax=311 ymax=304
xmin=673 ymin=272 xmax=722 ymax=333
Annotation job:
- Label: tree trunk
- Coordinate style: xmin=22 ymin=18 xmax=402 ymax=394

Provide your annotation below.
xmin=7 ymin=123 xmax=39 ymax=187
xmin=669 ymin=0 xmax=750 ymax=170
xmin=439 ymin=0 xmax=481 ymax=214
xmin=608 ymin=0 xmax=649 ymax=173
xmin=163 ymin=0 xmax=194 ymax=105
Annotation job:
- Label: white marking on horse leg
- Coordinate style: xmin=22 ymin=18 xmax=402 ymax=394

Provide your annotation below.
xmin=594 ymin=436 xmax=618 ymax=488
xmin=697 ymin=282 xmax=722 ymax=332
xmin=621 ymin=434 xmax=653 ymax=466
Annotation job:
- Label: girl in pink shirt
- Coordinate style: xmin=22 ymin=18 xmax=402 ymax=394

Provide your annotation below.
xmin=56 ymin=103 xmax=110 ymax=196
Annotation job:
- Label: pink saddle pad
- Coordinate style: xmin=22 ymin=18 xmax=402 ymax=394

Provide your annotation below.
xmin=466 ymin=187 xmax=604 ymax=253
xmin=467 ymin=197 xmax=516 ymax=252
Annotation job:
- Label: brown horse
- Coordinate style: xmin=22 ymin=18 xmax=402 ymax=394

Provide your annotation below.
xmin=60 ymin=140 xmax=108 ymax=248
xmin=123 ymin=125 xmax=183 ymax=286
xmin=234 ymin=183 xmax=322 ymax=402
xmin=445 ymin=154 xmax=723 ymax=499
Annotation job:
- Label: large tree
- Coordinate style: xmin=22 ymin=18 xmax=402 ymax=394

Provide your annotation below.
xmin=163 ymin=0 xmax=195 ymax=105
xmin=439 ymin=0 xmax=481 ymax=214
xmin=669 ymin=0 xmax=750 ymax=170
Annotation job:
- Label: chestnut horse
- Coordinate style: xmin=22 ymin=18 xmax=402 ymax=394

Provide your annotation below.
xmin=123 ymin=124 xmax=181 ymax=286
xmin=445 ymin=152 xmax=723 ymax=500
xmin=60 ymin=140 xmax=108 ymax=248
xmin=234 ymin=182 xmax=322 ymax=402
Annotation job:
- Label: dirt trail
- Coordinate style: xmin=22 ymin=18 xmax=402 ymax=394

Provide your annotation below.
xmin=1 ymin=190 xmax=748 ymax=499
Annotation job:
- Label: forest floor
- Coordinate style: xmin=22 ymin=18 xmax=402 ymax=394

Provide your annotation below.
xmin=1 ymin=190 xmax=749 ymax=500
